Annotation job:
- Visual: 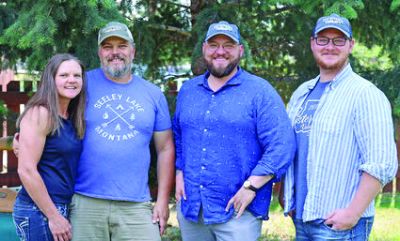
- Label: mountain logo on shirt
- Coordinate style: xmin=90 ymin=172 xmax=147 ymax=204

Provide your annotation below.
xmin=93 ymin=94 xmax=144 ymax=141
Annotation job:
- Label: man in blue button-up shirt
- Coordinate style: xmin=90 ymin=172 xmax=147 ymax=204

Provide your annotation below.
xmin=173 ymin=20 xmax=295 ymax=241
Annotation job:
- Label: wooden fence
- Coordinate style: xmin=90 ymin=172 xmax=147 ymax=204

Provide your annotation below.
xmin=0 ymin=72 xmax=399 ymax=193
xmin=1 ymin=75 xmax=32 ymax=187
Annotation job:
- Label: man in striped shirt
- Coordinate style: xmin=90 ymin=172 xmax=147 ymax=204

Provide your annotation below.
xmin=283 ymin=13 xmax=398 ymax=240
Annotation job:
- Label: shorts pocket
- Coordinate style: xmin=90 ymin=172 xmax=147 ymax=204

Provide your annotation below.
xmin=144 ymin=201 xmax=153 ymax=209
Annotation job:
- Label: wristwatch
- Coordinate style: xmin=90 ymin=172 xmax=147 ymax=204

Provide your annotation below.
xmin=243 ymin=180 xmax=258 ymax=192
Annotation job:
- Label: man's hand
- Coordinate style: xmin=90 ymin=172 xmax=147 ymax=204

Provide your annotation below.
xmin=175 ymin=170 xmax=186 ymax=202
xmin=225 ymin=187 xmax=256 ymax=218
xmin=324 ymin=207 xmax=360 ymax=231
xmin=325 ymin=173 xmax=381 ymax=231
xmin=152 ymin=201 xmax=169 ymax=236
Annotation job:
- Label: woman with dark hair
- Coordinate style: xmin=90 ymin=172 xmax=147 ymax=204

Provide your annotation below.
xmin=13 ymin=53 xmax=86 ymax=241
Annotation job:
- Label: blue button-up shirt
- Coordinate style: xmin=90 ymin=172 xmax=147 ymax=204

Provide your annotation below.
xmin=173 ymin=67 xmax=295 ymax=224
xmin=283 ymin=64 xmax=398 ymax=222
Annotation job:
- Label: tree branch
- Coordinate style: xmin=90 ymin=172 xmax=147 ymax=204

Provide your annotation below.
xmin=264 ymin=5 xmax=294 ymax=15
xmin=147 ymin=23 xmax=191 ymax=37
xmin=222 ymin=2 xmax=294 ymax=16
xmin=164 ymin=1 xmax=190 ymax=9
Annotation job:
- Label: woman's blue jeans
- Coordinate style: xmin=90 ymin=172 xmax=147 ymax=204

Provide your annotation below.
xmin=12 ymin=196 xmax=69 ymax=241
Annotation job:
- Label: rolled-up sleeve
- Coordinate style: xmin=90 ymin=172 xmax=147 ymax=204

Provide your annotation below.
xmin=355 ymin=85 xmax=398 ymax=186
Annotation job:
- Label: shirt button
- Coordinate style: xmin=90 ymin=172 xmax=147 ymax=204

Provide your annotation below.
xmin=201 ymin=166 xmax=206 ymax=170
xmin=202 ymin=148 xmax=206 ymax=151
xmin=211 ymin=95 xmax=215 ymax=98
xmin=204 ymin=129 xmax=207 ymax=132
xmin=206 ymin=110 xmax=210 ymax=114
xmin=200 ymin=185 xmax=204 ymax=189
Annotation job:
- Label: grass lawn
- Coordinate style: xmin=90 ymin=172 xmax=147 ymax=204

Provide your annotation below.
xmin=163 ymin=193 xmax=400 ymax=241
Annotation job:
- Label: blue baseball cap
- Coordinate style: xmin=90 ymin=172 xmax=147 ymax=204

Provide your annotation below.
xmin=205 ymin=21 xmax=240 ymax=43
xmin=313 ymin=14 xmax=352 ymax=38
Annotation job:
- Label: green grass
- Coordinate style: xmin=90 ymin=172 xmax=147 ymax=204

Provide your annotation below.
xmin=163 ymin=193 xmax=400 ymax=241
xmin=369 ymin=193 xmax=400 ymax=241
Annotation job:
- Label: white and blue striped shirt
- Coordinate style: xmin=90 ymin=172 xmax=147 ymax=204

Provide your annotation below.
xmin=283 ymin=64 xmax=398 ymax=222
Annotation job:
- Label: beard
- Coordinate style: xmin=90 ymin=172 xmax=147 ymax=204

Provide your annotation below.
xmin=206 ymin=55 xmax=240 ymax=78
xmin=313 ymin=52 xmax=348 ymax=71
xmin=101 ymin=54 xmax=132 ymax=79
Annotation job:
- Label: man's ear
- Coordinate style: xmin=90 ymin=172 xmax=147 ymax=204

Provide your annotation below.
xmin=239 ymin=45 xmax=244 ymax=58
xmin=348 ymin=38 xmax=355 ymax=53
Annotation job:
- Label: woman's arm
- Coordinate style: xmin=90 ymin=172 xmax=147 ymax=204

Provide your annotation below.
xmin=18 ymin=106 xmax=72 ymax=241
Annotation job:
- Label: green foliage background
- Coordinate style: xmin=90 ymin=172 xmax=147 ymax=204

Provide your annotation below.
xmin=1 ymin=1 xmax=399 ymax=111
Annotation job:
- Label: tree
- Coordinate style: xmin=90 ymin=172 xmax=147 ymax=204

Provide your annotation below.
xmin=130 ymin=1 xmax=193 ymax=81
xmin=0 ymin=0 xmax=124 ymax=70
xmin=1 ymin=0 xmax=399 ymax=102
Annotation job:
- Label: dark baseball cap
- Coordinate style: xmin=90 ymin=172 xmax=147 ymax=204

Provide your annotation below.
xmin=313 ymin=13 xmax=352 ymax=38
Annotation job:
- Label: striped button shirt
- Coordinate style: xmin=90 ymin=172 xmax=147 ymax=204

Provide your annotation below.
xmin=283 ymin=64 xmax=398 ymax=222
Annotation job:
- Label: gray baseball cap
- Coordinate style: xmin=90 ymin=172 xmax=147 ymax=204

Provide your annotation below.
xmin=205 ymin=21 xmax=240 ymax=43
xmin=98 ymin=21 xmax=134 ymax=45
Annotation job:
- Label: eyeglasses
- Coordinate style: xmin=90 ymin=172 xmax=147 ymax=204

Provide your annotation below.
xmin=207 ymin=42 xmax=238 ymax=52
xmin=314 ymin=36 xmax=349 ymax=46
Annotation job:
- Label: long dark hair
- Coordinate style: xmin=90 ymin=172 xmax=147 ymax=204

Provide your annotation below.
xmin=17 ymin=53 xmax=86 ymax=138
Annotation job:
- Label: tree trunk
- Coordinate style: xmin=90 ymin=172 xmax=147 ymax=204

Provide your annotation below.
xmin=190 ymin=0 xmax=217 ymax=26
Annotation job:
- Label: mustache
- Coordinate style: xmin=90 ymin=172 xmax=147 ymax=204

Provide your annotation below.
xmin=106 ymin=54 xmax=125 ymax=61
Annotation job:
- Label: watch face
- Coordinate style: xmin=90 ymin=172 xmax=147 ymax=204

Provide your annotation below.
xmin=243 ymin=180 xmax=257 ymax=192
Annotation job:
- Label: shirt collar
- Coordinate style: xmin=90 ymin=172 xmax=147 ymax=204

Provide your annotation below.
xmin=198 ymin=66 xmax=243 ymax=88
xmin=306 ymin=63 xmax=353 ymax=90
xmin=329 ymin=63 xmax=352 ymax=89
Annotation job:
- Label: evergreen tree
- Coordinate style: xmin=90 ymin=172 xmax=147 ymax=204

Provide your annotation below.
xmin=0 ymin=0 xmax=124 ymax=70
xmin=1 ymin=0 xmax=399 ymax=106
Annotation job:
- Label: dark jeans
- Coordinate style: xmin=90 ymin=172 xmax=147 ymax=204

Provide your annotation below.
xmin=12 ymin=197 xmax=69 ymax=241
